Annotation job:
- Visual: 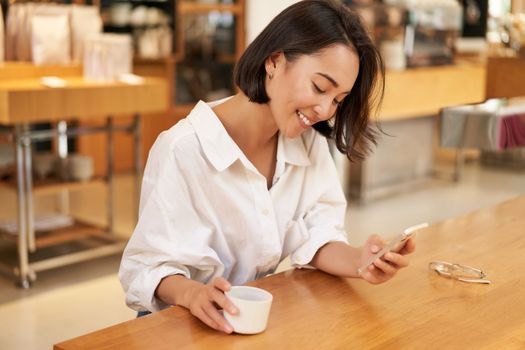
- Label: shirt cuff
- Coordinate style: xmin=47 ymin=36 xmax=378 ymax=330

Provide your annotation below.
xmin=129 ymin=264 xmax=191 ymax=313
xmin=290 ymin=228 xmax=348 ymax=268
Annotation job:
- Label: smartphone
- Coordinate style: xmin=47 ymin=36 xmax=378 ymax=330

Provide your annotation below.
xmin=357 ymin=222 xmax=429 ymax=276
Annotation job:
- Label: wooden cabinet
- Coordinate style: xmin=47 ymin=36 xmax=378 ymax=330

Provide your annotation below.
xmin=485 ymin=56 xmax=525 ymax=99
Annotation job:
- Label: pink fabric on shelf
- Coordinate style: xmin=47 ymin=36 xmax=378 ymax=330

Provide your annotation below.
xmin=499 ymin=114 xmax=525 ymax=149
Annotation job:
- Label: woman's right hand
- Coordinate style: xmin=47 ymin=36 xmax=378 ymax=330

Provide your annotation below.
xmin=187 ymin=277 xmax=239 ymax=333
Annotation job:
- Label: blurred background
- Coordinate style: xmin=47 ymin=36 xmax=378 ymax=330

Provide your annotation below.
xmin=0 ymin=0 xmax=524 ymax=349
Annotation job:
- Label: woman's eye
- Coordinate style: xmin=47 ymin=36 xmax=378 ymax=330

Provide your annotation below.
xmin=312 ymin=82 xmax=325 ymax=93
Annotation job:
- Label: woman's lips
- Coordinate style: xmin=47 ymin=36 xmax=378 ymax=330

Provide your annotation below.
xmin=296 ymin=110 xmax=313 ymax=128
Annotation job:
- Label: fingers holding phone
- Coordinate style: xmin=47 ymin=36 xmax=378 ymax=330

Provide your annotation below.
xmin=359 ymin=239 xmax=411 ymax=284
xmin=358 ymin=223 xmax=427 ymax=284
xmin=397 ymin=235 xmax=416 ymax=255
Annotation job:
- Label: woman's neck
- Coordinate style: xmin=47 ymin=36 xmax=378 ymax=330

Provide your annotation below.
xmin=212 ymin=93 xmax=278 ymax=153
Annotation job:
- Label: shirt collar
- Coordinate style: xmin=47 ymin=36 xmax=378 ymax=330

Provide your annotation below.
xmin=188 ymin=99 xmax=311 ymax=171
xmin=276 ymin=131 xmax=311 ymax=167
xmin=188 ymin=100 xmax=242 ymax=172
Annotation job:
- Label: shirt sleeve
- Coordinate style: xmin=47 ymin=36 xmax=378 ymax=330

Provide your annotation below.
xmin=289 ymin=135 xmax=349 ymax=267
xmin=118 ymin=138 xmax=224 ymax=312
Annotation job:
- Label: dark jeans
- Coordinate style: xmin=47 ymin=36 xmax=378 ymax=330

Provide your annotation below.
xmin=137 ymin=310 xmax=152 ymax=318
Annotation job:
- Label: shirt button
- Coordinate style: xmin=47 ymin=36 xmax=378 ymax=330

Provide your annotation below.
xmin=261 ymin=209 xmax=269 ymax=215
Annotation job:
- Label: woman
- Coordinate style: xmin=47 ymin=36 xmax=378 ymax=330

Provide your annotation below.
xmin=119 ymin=0 xmax=415 ymax=334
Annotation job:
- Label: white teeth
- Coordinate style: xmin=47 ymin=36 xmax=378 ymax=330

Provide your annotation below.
xmin=297 ymin=111 xmax=312 ymax=126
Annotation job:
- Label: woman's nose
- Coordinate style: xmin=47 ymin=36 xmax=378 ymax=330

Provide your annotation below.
xmin=313 ymin=97 xmax=335 ymax=120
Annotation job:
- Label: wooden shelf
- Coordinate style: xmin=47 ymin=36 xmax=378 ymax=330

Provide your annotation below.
xmin=179 ymin=2 xmax=243 ymax=14
xmin=0 ymin=176 xmax=107 ymax=196
xmin=0 ymin=62 xmax=82 ymax=81
xmin=34 ymin=222 xmax=110 ymax=250
xmin=0 ymin=220 xmax=110 ymax=250
xmin=175 ymin=54 xmax=237 ymax=65
xmin=133 ymin=56 xmax=177 ymax=65
xmin=0 ymin=77 xmax=169 ymax=124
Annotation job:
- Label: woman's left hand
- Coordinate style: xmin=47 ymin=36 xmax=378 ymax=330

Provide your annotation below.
xmin=359 ymin=234 xmax=416 ymax=284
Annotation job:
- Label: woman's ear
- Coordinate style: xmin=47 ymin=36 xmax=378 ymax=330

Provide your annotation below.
xmin=265 ymin=51 xmax=284 ymax=77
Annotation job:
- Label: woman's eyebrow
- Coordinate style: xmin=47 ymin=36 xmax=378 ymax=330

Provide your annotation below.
xmin=315 ymin=72 xmax=338 ymax=87
xmin=315 ymin=72 xmax=351 ymax=94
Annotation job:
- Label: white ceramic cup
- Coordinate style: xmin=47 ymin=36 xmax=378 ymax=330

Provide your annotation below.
xmin=224 ymin=286 xmax=273 ymax=334
xmin=67 ymin=155 xmax=94 ymax=182
xmin=33 ymin=153 xmax=57 ymax=179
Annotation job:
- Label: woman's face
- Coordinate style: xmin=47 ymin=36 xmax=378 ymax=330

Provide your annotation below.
xmin=265 ymin=44 xmax=359 ymax=138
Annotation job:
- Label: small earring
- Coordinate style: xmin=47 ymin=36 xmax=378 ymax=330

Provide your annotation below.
xmin=269 ymin=72 xmax=274 ymax=80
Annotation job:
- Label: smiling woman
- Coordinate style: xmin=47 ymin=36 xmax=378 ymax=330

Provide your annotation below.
xmin=119 ymin=0 xmax=411 ymax=335
xmin=234 ymin=0 xmax=385 ymax=161
xmin=260 ymin=45 xmax=360 ymax=139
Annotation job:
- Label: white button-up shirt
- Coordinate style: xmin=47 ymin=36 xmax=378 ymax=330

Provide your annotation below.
xmin=119 ymin=100 xmax=348 ymax=312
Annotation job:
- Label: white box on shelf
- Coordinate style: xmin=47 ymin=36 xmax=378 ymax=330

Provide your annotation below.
xmin=83 ymin=34 xmax=132 ymax=81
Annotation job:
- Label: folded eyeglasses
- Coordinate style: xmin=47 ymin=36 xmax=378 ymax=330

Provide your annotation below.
xmin=429 ymin=261 xmax=491 ymax=284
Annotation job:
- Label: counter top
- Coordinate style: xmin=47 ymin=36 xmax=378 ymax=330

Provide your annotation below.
xmin=55 ymin=195 xmax=525 ymax=350
xmin=0 ymin=77 xmax=168 ymax=124
xmin=380 ymin=63 xmax=486 ymax=121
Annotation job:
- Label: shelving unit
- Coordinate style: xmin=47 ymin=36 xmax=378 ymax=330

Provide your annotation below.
xmin=172 ymin=0 xmax=245 ymax=106
xmin=85 ymin=0 xmax=246 ymax=174
xmin=0 ymin=121 xmax=129 ymax=288
xmin=0 ymin=66 xmax=168 ymax=287
xmin=0 ymin=176 xmax=107 ymax=195
xmin=100 ymin=0 xmax=176 ymax=60
xmin=0 ymin=220 xmax=108 ymax=251
xmin=125 ymin=0 xmax=245 ymax=112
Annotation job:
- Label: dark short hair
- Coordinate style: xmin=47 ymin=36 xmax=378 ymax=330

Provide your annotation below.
xmin=234 ymin=0 xmax=384 ymax=161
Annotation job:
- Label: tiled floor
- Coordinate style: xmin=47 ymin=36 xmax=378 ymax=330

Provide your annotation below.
xmin=0 ymin=162 xmax=523 ymax=350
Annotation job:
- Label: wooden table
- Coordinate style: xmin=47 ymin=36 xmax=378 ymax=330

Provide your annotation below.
xmin=55 ymin=195 xmax=525 ymax=349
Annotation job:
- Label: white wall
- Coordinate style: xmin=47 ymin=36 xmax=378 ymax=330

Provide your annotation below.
xmin=245 ymin=0 xmax=300 ymax=44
